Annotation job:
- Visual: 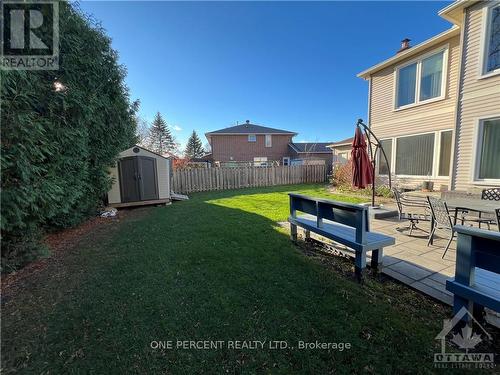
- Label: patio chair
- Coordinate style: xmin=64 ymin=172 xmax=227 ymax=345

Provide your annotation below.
xmin=464 ymin=188 xmax=500 ymax=229
xmin=482 ymin=187 xmax=500 ymax=201
xmin=392 ymin=188 xmax=430 ymax=235
xmin=427 ymin=196 xmax=455 ymax=259
xmin=496 ymin=208 xmax=500 ymax=232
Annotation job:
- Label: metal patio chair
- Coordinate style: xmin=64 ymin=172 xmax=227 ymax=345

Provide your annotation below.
xmin=496 ymin=208 xmax=500 ymax=232
xmin=462 ymin=188 xmax=500 ymax=229
xmin=393 ymin=188 xmax=431 ymax=235
xmin=427 ymin=196 xmax=455 ymax=259
xmin=482 ymin=187 xmax=500 ymax=201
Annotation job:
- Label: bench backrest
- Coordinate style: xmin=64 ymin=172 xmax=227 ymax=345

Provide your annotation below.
xmin=454 ymin=225 xmax=500 ymax=286
xmin=289 ymin=193 xmax=369 ymax=244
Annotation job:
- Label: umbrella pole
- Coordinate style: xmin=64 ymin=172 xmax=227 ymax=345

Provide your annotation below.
xmin=356 ymin=119 xmax=392 ymax=208
xmin=372 ymin=161 xmax=376 ymax=207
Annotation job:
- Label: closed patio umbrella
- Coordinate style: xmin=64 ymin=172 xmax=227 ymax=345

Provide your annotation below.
xmin=351 ymin=126 xmax=373 ymax=189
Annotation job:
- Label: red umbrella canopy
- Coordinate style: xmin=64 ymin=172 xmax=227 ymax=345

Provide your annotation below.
xmin=351 ymin=127 xmax=373 ymax=189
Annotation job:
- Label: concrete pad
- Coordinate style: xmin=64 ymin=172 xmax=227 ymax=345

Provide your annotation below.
xmin=388 ymin=261 xmax=433 ymax=281
xmin=410 ymin=281 xmax=453 ymax=305
xmin=383 ymin=267 xmax=416 ymax=286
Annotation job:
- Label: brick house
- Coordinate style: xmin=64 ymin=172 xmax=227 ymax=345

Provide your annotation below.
xmin=205 ymin=121 xmax=296 ymax=166
xmin=206 ymin=121 xmax=333 ymax=171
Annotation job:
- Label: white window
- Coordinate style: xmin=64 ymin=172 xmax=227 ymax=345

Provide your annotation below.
xmin=253 ymin=157 xmax=268 ymax=166
xmin=482 ymin=3 xmax=500 ymax=75
xmin=265 ymin=134 xmax=272 ymax=147
xmin=395 ymin=48 xmax=447 ymax=109
xmin=336 ymin=152 xmax=349 ymax=164
xmin=248 ymin=134 xmax=256 ymax=142
xmin=282 ymin=157 xmax=290 ymax=166
xmin=395 ymin=133 xmax=435 ymax=176
xmin=475 ymin=117 xmax=500 ymax=181
xmin=379 ymin=130 xmax=453 ymax=178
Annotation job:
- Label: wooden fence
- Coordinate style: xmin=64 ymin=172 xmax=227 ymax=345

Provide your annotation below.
xmin=172 ymin=165 xmax=326 ymax=194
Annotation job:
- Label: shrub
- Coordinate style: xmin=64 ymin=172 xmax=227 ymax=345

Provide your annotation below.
xmin=330 ymin=161 xmax=353 ymax=187
xmin=1 ymin=3 xmax=137 ymax=270
xmin=330 ymin=162 xmax=393 ymax=199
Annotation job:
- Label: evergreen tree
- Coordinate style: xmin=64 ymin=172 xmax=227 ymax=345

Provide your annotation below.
xmin=185 ymin=130 xmax=205 ymax=159
xmin=148 ymin=112 xmax=176 ymax=155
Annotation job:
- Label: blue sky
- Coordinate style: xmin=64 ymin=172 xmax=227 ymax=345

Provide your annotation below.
xmin=80 ymin=1 xmax=452 ymax=149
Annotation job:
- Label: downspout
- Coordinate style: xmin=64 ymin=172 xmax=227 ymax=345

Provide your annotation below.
xmin=367 ymin=75 xmax=372 ymax=126
xmin=450 ymin=9 xmax=467 ymax=191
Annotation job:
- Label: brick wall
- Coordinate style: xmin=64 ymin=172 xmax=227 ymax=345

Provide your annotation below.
xmin=210 ymin=134 xmax=294 ymax=162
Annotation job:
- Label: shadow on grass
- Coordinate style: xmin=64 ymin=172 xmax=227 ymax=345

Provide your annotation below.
xmin=1 ymin=195 xmax=453 ymax=374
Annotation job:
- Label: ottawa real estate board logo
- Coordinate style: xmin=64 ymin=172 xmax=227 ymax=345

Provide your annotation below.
xmin=1 ymin=0 xmax=59 ymax=70
xmin=434 ymin=307 xmax=495 ymax=369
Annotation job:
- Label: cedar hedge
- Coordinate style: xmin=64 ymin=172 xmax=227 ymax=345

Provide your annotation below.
xmin=1 ymin=2 xmax=137 ymax=271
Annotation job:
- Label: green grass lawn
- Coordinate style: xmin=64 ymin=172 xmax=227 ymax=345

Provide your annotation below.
xmin=1 ymin=184 xmax=461 ymax=374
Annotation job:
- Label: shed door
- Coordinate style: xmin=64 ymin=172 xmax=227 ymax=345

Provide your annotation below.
xmin=119 ymin=157 xmax=141 ymax=202
xmin=138 ymin=156 xmax=158 ymax=201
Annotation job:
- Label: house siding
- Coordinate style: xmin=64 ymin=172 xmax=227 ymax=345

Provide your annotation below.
xmin=294 ymin=153 xmax=333 ymax=173
xmin=368 ymin=34 xmax=461 ymax=189
xmin=452 ymin=1 xmax=500 ymax=191
xmin=210 ymin=134 xmax=294 ymax=163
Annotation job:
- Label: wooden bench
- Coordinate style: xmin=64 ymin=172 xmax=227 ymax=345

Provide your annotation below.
xmin=288 ymin=194 xmax=395 ymax=279
xmin=446 ymin=226 xmax=500 ymax=320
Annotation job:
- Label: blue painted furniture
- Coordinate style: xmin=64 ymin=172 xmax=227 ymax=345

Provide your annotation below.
xmin=446 ymin=226 xmax=500 ymax=319
xmin=288 ymin=194 xmax=395 ymax=280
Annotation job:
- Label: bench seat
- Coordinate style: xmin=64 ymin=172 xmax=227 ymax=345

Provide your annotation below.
xmin=446 ymin=268 xmax=500 ymax=313
xmin=289 ymin=214 xmax=395 ymax=251
xmin=287 ymin=193 xmax=396 ymax=280
xmin=445 ymin=225 xmax=500 ymax=320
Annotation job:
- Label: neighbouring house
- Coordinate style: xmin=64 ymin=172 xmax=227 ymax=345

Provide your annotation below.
xmin=205 ymin=121 xmax=297 ymax=166
xmin=108 ymin=145 xmax=171 ymax=207
xmin=206 ymin=120 xmax=332 ymax=169
xmin=358 ymin=0 xmax=500 ymax=191
xmin=287 ymin=143 xmax=334 ymax=173
xmin=327 ymin=137 xmax=354 ymax=166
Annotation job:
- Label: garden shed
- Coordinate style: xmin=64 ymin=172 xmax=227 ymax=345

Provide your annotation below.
xmin=107 ymin=145 xmax=171 ymax=207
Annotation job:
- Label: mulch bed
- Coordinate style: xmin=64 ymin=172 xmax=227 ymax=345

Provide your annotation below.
xmin=1 ymin=208 xmax=143 ymax=300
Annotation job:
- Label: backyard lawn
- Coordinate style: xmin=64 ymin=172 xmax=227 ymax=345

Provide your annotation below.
xmin=2 ymin=184 xmax=458 ymax=374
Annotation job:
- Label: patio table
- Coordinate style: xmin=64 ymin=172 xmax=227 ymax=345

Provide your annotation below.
xmin=444 ymin=197 xmax=499 ymax=216
xmin=403 ymin=192 xmax=499 ymax=244
xmin=430 ymin=197 xmax=500 ymax=244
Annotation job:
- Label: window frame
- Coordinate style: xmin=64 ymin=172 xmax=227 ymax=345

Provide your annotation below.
xmin=394 ymin=132 xmax=436 ymax=178
xmin=376 ymin=129 xmax=453 ymax=179
xmin=479 ymin=2 xmax=500 ymax=78
xmin=472 ymin=115 xmax=500 ymax=184
xmin=265 ymin=134 xmax=272 ymax=148
xmin=436 ymin=129 xmax=454 ymax=178
xmin=282 ymin=156 xmax=290 ymax=166
xmin=248 ymin=134 xmax=256 ymax=142
xmin=393 ymin=45 xmax=449 ymax=111
xmin=377 ymin=138 xmax=394 ymax=176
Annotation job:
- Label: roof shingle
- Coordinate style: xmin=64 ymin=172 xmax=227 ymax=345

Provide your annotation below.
xmin=289 ymin=143 xmax=332 ymax=153
xmin=206 ymin=122 xmax=296 ymax=135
